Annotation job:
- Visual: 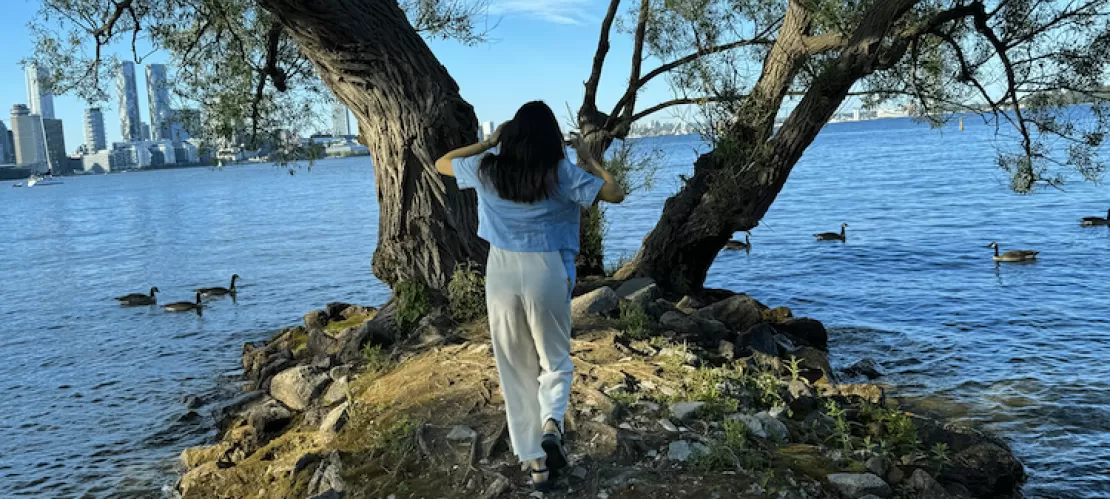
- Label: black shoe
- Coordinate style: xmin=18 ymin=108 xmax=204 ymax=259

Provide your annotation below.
xmin=531 ymin=467 xmax=557 ymax=492
xmin=541 ymin=423 xmax=568 ymax=471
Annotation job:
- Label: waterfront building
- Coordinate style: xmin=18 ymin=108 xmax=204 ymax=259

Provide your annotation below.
xmin=480 ymin=121 xmax=496 ymax=141
xmin=81 ymin=150 xmax=113 ymax=173
xmin=331 ymin=101 xmax=351 ymax=137
xmin=0 ymin=119 xmax=12 ymax=164
xmin=146 ymin=64 xmax=173 ymax=140
xmin=42 ymin=118 xmax=68 ymax=175
xmin=117 ymin=61 xmax=142 ymax=141
xmin=10 ymin=104 xmax=47 ymax=174
xmin=84 ymin=107 xmax=107 ymax=151
xmin=25 ymin=63 xmax=55 ymax=119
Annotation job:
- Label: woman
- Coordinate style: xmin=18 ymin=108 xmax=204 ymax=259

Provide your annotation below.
xmin=436 ymin=101 xmax=625 ymax=489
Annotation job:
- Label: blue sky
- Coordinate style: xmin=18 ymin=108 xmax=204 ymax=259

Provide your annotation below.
xmin=0 ymin=0 xmax=693 ymax=151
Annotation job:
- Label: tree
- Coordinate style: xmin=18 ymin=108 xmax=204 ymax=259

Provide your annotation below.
xmin=599 ymin=0 xmax=1110 ymax=292
xmin=30 ymin=0 xmax=491 ymax=291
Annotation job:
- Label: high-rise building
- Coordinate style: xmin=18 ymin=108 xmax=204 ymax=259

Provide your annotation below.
xmin=117 ymin=61 xmax=142 ymax=141
xmin=146 ymin=64 xmax=173 ymax=141
xmin=84 ymin=107 xmax=107 ymax=151
xmin=10 ymin=105 xmax=47 ymax=173
xmin=480 ymin=121 xmax=496 ymax=141
xmin=331 ymin=100 xmax=350 ymax=137
xmin=0 ymin=119 xmax=12 ymax=164
xmin=42 ymin=118 xmax=68 ymax=175
xmin=140 ymin=122 xmax=151 ymax=141
xmin=4 ymin=130 xmax=12 ymax=164
xmin=25 ymin=63 xmax=55 ymax=120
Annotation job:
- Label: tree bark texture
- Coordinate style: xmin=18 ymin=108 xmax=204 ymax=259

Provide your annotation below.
xmin=622 ymin=0 xmax=918 ymax=292
xmin=260 ymin=0 xmax=487 ymax=290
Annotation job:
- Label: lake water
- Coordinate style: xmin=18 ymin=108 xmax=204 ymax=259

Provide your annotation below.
xmin=2 ymin=117 xmax=1107 ymax=498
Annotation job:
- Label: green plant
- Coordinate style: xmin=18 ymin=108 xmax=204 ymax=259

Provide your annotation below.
xmin=370 ymin=416 xmax=419 ymax=463
xmin=395 ymin=280 xmax=431 ymax=334
xmin=931 ymin=443 xmax=951 ymax=472
xmin=447 ymin=262 xmax=486 ymax=322
xmin=747 ymin=370 xmax=786 ymax=410
xmin=692 ymin=419 xmax=768 ymax=472
xmin=619 ymin=302 xmax=650 ymax=339
xmin=362 ymin=344 xmax=394 ymax=373
xmin=826 ymin=399 xmax=854 ymax=454
xmin=786 ymin=355 xmax=802 ymax=382
xmin=605 ymin=253 xmax=633 ymax=277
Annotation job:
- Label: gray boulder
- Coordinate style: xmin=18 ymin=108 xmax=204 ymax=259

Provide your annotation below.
xmin=319 ymin=402 xmax=349 ymax=438
xmin=755 ymin=411 xmax=788 ymax=442
xmin=729 ymin=413 xmax=768 ymax=439
xmin=321 ymin=376 xmax=349 ymax=406
xmin=777 ymin=317 xmax=828 ymax=350
xmin=246 ymin=397 xmax=294 ymax=434
xmin=907 ymin=469 xmax=954 ymax=499
xmin=845 ymin=358 xmax=883 ymax=379
xmin=738 ymin=323 xmax=777 ymax=355
xmin=304 ymin=310 xmax=329 ymax=330
xmin=667 ymin=440 xmax=709 ymax=462
xmin=446 ymin=425 xmax=478 ymax=442
xmin=696 ymin=294 xmax=766 ymax=332
xmin=614 ymin=278 xmax=659 ymax=310
xmin=826 ymin=473 xmax=892 ymax=498
xmin=270 ymin=366 xmax=331 ymax=411
xmin=669 ymin=401 xmax=706 ymax=422
xmin=571 ymin=287 xmax=620 ymax=317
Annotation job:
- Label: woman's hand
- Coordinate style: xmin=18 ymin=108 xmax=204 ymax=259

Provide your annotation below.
xmin=486 ymin=122 xmax=506 ymax=146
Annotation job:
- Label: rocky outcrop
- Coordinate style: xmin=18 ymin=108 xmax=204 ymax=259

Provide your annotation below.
xmin=571 ymin=286 xmax=620 ymax=317
xmin=269 ymin=366 xmax=330 ymax=411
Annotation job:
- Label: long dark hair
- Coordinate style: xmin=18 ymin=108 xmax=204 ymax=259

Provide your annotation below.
xmin=479 ymin=101 xmax=565 ymax=203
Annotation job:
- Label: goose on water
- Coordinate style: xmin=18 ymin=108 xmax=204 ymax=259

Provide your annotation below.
xmin=195 ymin=274 xmax=239 ymax=297
xmin=165 ymin=292 xmax=204 ymax=314
xmin=724 ymin=231 xmax=751 ymax=251
xmin=1081 ymin=208 xmax=1110 ymax=226
xmin=814 ymin=223 xmax=847 ymax=242
xmin=116 ymin=287 xmax=159 ymax=306
xmin=987 ymin=242 xmax=1039 ymax=262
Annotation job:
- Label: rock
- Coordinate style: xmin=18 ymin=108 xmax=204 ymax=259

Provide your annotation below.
xmin=571 ymin=287 xmax=620 ymax=317
xmin=657 ymin=347 xmax=699 ymax=366
xmin=944 ymin=482 xmax=973 ymax=498
xmin=738 ymin=323 xmax=777 ymax=355
xmin=907 ymin=469 xmax=953 ymax=499
xmin=180 ymin=444 xmax=225 ymax=470
xmin=675 ymin=295 xmax=705 ymax=313
xmin=270 ymin=366 xmax=331 ymax=411
xmin=844 ymin=358 xmax=883 ymax=379
xmin=319 ymin=402 xmax=349 ymax=438
xmin=793 ymin=346 xmax=836 ymax=384
xmin=340 ymin=305 xmax=376 ymax=321
xmin=182 ymin=394 xmax=203 ymax=409
xmin=614 ymin=278 xmax=659 ymax=308
xmin=325 ymin=302 xmax=353 ymax=320
xmin=669 ymin=402 xmax=706 ymax=422
xmin=886 ymin=466 xmax=905 ymax=485
xmin=667 ymin=440 xmax=709 ymax=462
xmin=659 ymin=311 xmax=726 ymax=341
xmin=246 ymin=398 xmax=294 ymax=434
xmin=755 ymin=411 xmax=788 ymax=442
xmin=826 ymin=473 xmax=892 ymax=498
xmin=644 ymin=298 xmax=679 ymax=321
xmin=321 ymin=376 xmax=349 ymax=406
xmin=446 ymin=425 xmax=478 ymax=442
xmin=571 ymin=466 xmax=589 ymax=479
xmin=659 ymin=311 xmax=698 ymax=334
xmin=306 ymin=451 xmax=345 ymax=496
xmin=631 ymin=401 xmax=660 ymax=413
xmin=483 ymin=474 xmax=511 ymax=499
xmin=865 ymin=456 xmax=889 ymax=477
xmin=832 ymin=383 xmax=884 ymax=404
xmin=329 ymin=365 xmax=351 ymax=381
xmin=777 ymin=318 xmax=828 ymax=350
xmin=308 ymin=490 xmax=342 ymax=499
xmin=915 ymin=419 xmax=1025 ymax=498
xmin=658 ymin=419 xmax=679 ymax=433
xmin=717 ymin=340 xmax=736 ymax=360
xmin=729 ymin=414 xmax=768 ymax=439
xmin=762 ymin=306 xmax=793 ymax=323
xmin=695 ymin=294 xmax=766 ymax=332
xmin=304 ymin=310 xmax=329 ymax=330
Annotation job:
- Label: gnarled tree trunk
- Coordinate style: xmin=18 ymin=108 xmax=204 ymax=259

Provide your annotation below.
xmin=260 ymin=0 xmax=487 ymax=290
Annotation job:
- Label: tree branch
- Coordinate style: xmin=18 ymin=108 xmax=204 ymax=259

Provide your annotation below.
xmin=616 ymin=0 xmax=651 ymax=125
xmin=628 ymin=96 xmax=741 ymax=123
xmin=971 ymin=1 xmax=1035 ymax=159
xmin=583 ymin=0 xmax=622 ymax=112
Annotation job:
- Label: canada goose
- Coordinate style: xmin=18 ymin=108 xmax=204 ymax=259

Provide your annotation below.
xmin=116 ymin=287 xmax=159 ymax=306
xmin=987 ymin=242 xmax=1039 ymax=262
xmin=195 ymin=274 xmax=239 ymax=297
xmin=165 ymin=292 xmax=204 ymax=313
xmin=1081 ymin=208 xmax=1110 ymax=226
xmin=814 ymin=223 xmax=848 ymax=242
xmin=724 ymin=231 xmax=751 ymax=251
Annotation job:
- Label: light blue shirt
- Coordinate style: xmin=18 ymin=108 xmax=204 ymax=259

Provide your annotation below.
xmin=452 ymin=153 xmax=604 ymax=285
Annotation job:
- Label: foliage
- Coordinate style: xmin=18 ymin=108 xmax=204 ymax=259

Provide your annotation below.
xmin=605 ymin=253 xmax=634 ymax=277
xmin=447 ymin=262 xmax=486 ymax=322
xmin=825 ymin=399 xmax=855 ymax=454
xmin=367 ymin=416 xmax=419 ymax=463
xmin=361 ymin=344 xmax=394 ymax=374
xmin=619 ymin=302 xmax=651 ymax=340
xmin=394 ymin=280 xmax=432 ymax=335
xmin=691 ymin=417 xmax=770 ymax=472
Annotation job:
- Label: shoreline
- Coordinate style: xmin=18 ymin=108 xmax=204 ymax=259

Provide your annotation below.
xmin=173 ymin=277 xmax=1024 ymax=498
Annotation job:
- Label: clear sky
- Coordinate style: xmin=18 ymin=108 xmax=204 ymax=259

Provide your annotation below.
xmin=0 ymin=0 xmax=703 ymax=152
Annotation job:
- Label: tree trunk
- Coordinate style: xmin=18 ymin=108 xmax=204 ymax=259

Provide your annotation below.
xmin=572 ymin=111 xmax=616 ymax=277
xmin=621 ymin=0 xmax=906 ymax=292
xmin=259 ymin=0 xmax=487 ymax=290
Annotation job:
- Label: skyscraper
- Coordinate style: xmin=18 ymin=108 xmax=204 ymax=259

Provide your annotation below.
xmin=140 ymin=122 xmax=151 ymax=141
xmin=117 ymin=61 xmax=142 ymax=141
xmin=0 ymin=119 xmax=12 ymax=164
xmin=481 ymin=121 xmax=496 ymax=141
xmin=10 ymin=105 xmax=47 ymax=173
xmin=25 ymin=63 xmax=55 ymax=120
xmin=85 ymin=107 xmax=107 ymax=151
xmin=146 ymin=64 xmax=173 ymax=141
xmin=42 ymin=118 xmax=68 ymax=175
xmin=331 ymin=100 xmax=350 ymax=137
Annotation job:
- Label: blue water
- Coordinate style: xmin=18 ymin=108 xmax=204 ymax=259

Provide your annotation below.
xmin=1 ymin=117 xmax=1107 ymax=497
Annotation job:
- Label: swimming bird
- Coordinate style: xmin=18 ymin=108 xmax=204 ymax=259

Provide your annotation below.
xmin=116 ymin=287 xmax=159 ymax=306
xmin=724 ymin=231 xmax=751 ymax=251
xmin=814 ymin=223 xmax=847 ymax=242
xmin=165 ymin=292 xmax=203 ymax=313
xmin=195 ymin=274 xmax=239 ymax=297
xmin=987 ymin=242 xmax=1039 ymax=262
xmin=1081 ymin=208 xmax=1109 ymax=226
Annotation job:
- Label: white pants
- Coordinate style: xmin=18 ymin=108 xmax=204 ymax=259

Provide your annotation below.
xmin=485 ymin=247 xmax=574 ymax=461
